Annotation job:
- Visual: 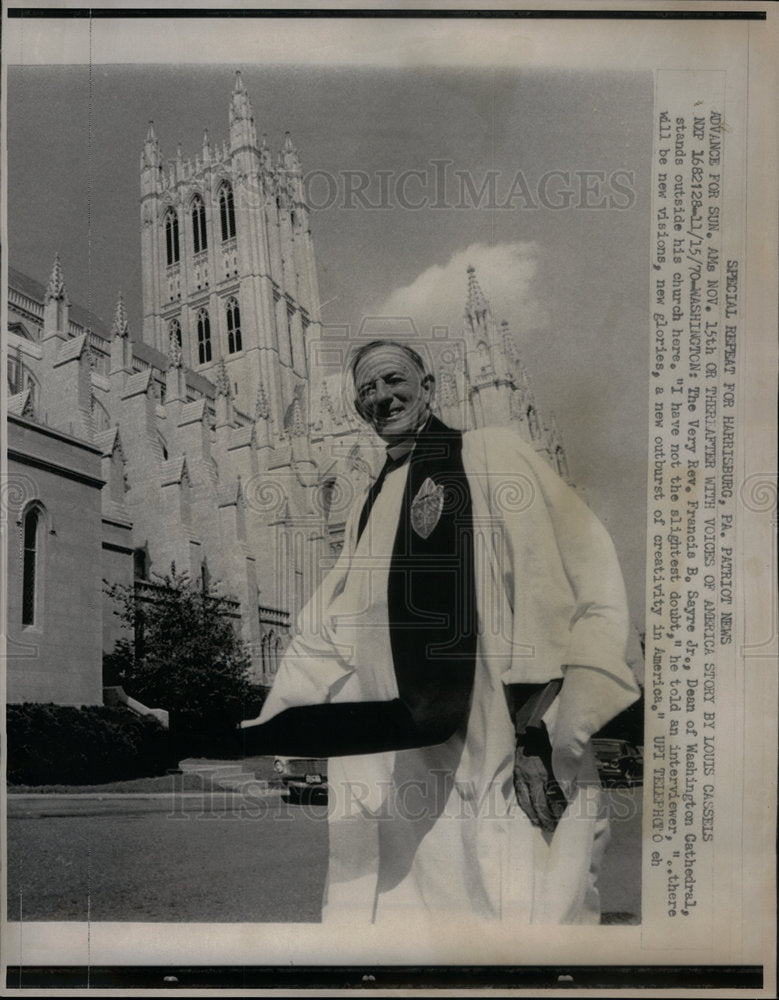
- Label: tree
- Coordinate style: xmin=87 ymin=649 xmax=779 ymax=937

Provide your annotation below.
xmin=105 ymin=566 xmax=258 ymax=745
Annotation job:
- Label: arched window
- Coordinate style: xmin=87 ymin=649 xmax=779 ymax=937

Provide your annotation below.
xmin=133 ymin=547 xmax=148 ymax=580
xmin=22 ymin=506 xmax=41 ymax=626
xmin=219 ymin=184 xmax=236 ymax=241
xmin=261 ymin=631 xmax=273 ymax=678
xmin=191 ymin=195 xmax=207 ymax=254
xmin=7 ymin=359 xmax=39 ymax=412
xmin=226 ymin=298 xmax=242 ymax=354
xmin=197 ymin=309 xmax=212 ymax=365
xmin=168 ymin=318 xmax=182 ymax=347
xmin=164 ymin=208 xmax=180 ymax=266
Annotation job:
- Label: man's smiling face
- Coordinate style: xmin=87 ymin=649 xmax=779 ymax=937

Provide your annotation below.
xmin=353 ymin=344 xmax=433 ymax=444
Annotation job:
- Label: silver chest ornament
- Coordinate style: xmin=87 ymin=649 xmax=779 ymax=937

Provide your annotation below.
xmin=410 ymin=477 xmax=445 ymax=539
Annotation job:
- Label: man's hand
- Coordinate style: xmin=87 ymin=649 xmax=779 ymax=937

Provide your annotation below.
xmin=548 ymin=664 xmax=640 ymax=800
xmin=513 ymin=722 xmax=569 ymax=834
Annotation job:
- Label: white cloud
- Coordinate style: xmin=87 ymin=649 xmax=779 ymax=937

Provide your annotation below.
xmin=371 ymin=241 xmax=547 ymax=348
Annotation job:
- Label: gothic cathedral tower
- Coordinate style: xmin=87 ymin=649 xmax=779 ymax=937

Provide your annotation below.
xmin=139 ymin=72 xmax=321 ymax=427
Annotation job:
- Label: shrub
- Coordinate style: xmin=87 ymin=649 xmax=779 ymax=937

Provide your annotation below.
xmin=6 ymin=702 xmax=176 ymax=786
xmin=105 ymin=567 xmax=254 ymax=756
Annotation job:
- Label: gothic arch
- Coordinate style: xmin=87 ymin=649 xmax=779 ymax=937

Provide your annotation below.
xmin=7 ymin=359 xmax=39 ymax=411
xmin=19 ymin=500 xmax=49 ymax=628
xmin=218 ymin=182 xmax=236 ymax=242
xmin=190 ymin=194 xmax=208 ymax=254
xmin=8 ymin=321 xmax=34 ymax=341
xmin=163 ymin=206 xmax=180 ymax=266
xmin=133 ymin=543 xmax=151 ymax=580
xmin=261 ymin=629 xmax=278 ymax=678
xmin=196 ymin=308 xmax=212 ymax=364
xmin=168 ymin=317 xmax=182 ymax=347
xmin=91 ymin=394 xmax=112 ymax=433
xmin=225 ymin=297 xmax=242 ymax=354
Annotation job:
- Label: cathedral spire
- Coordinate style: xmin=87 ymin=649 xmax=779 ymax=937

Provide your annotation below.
xmin=109 ymin=291 xmax=133 ymax=378
xmin=499 ymin=318 xmax=521 ymax=379
xmin=45 ymin=253 xmax=68 ymax=304
xmin=281 ymin=131 xmax=301 ymax=174
xmin=290 ymin=396 xmax=306 ymax=437
xmin=168 ymin=325 xmax=182 ymax=369
xmin=214 ymin=358 xmax=234 ymax=430
xmin=464 ymin=264 xmax=490 ymax=325
xmin=142 ymin=121 xmax=161 ymax=169
xmin=202 ymin=128 xmax=211 ymax=164
xmin=259 ymin=133 xmax=272 ymax=172
xmin=111 ymin=291 xmax=130 ymax=339
xmin=229 ymin=70 xmax=257 ymax=148
xmin=215 ymin=357 xmax=231 ymax=397
xmin=255 ymin=380 xmax=271 ymax=421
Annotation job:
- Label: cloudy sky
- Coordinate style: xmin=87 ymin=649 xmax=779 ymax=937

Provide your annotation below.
xmin=7 ymin=52 xmax=652 ymax=628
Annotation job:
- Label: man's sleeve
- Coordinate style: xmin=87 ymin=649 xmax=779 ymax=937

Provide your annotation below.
xmin=469 ymin=427 xmax=641 ymax=714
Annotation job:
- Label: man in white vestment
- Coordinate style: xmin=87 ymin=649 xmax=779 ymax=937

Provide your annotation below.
xmin=242 ymin=340 xmax=640 ymax=925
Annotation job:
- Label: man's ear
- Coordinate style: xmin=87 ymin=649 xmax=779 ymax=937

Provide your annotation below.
xmin=422 ymin=373 xmax=435 ymax=401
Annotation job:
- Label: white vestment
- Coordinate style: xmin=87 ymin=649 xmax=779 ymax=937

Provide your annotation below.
xmin=258 ymin=427 xmax=640 ymax=924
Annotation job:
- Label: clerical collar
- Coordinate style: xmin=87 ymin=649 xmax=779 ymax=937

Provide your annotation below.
xmin=385 ymin=412 xmax=433 ymax=463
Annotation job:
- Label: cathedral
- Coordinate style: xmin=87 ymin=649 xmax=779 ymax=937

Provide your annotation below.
xmin=5 ymin=73 xmax=569 ymax=708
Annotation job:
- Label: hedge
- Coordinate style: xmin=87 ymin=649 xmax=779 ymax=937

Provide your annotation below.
xmin=163 ymin=682 xmax=268 ymax=760
xmin=6 ymin=703 xmax=177 ymax=786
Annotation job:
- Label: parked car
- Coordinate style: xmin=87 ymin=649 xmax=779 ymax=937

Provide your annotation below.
xmin=592 ymin=738 xmax=643 ymax=786
xmin=273 ymin=756 xmax=328 ymax=801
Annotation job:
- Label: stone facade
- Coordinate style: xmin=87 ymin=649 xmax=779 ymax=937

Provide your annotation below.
xmin=5 ymin=416 xmax=105 ymax=705
xmin=4 ymin=74 xmax=569 ymax=704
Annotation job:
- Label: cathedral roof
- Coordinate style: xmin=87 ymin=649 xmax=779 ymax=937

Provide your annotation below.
xmin=94 ymin=426 xmax=122 ymax=458
xmin=228 ymin=425 xmax=255 ymax=450
xmin=8 ymin=265 xmax=215 ymax=400
xmin=122 ymin=369 xmax=153 ymax=398
xmin=55 ymin=333 xmax=88 ymax=365
xmin=179 ymin=398 xmax=207 ymax=425
xmin=9 ymin=266 xmax=106 ymax=337
xmin=7 ymin=388 xmax=33 ymax=417
xmin=159 ymin=456 xmax=188 ymax=487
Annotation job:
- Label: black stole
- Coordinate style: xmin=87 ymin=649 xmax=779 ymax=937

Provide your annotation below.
xmin=386 ymin=414 xmax=477 ymax=735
